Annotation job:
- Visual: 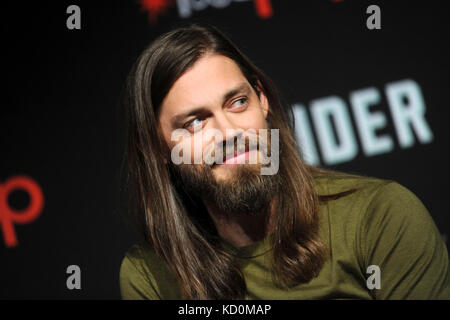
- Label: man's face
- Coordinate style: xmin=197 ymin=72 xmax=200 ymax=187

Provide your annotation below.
xmin=158 ymin=53 xmax=279 ymax=215
xmin=158 ymin=54 xmax=270 ymax=180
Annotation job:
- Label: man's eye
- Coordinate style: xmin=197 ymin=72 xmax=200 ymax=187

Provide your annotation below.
xmin=230 ymin=97 xmax=248 ymax=109
xmin=184 ymin=118 xmax=202 ymax=129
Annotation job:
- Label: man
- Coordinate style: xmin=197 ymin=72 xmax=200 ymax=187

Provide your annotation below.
xmin=119 ymin=23 xmax=449 ymax=299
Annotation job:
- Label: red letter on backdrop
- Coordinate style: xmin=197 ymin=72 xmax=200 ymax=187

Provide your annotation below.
xmin=254 ymin=0 xmax=273 ymax=18
xmin=0 ymin=176 xmax=44 ymax=247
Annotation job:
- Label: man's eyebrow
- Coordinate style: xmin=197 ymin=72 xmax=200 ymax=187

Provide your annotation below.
xmin=221 ymin=82 xmax=251 ymax=104
xmin=171 ymin=82 xmax=251 ymax=125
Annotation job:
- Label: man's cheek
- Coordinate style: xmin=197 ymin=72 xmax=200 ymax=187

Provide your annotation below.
xmin=170 ymin=137 xmax=193 ymax=165
xmin=170 ymin=128 xmax=205 ymax=165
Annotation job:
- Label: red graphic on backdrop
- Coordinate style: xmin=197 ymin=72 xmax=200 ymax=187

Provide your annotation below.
xmin=139 ymin=0 xmax=174 ymax=24
xmin=254 ymin=0 xmax=272 ymax=18
xmin=139 ymin=0 xmax=273 ymax=24
xmin=0 ymin=176 xmax=44 ymax=248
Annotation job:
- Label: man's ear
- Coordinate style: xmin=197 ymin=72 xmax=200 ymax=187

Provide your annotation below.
xmin=255 ymin=80 xmax=269 ymax=119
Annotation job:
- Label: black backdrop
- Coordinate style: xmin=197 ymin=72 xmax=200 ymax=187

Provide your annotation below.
xmin=1 ymin=0 xmax=449 ymax=299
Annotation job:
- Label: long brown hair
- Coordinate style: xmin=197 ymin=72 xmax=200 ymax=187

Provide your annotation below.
xmin=122 ymin=22 xmax=358 ymax=299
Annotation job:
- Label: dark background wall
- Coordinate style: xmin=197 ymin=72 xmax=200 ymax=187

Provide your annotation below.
xmin=1 ymin=0 xmax=449 ymax=299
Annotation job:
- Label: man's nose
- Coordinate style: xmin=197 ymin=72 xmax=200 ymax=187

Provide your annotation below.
xmin=211 ymin=112 xmax=241 ymax=140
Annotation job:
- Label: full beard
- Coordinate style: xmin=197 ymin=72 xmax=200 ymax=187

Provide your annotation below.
xmin=168 ymin=158 xmax=281 ymax=217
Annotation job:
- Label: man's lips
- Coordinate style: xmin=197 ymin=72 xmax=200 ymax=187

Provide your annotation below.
xmin=217 ymin=149 xmax=257 ymax=166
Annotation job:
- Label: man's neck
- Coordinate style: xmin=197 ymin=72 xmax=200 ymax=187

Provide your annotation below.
xmin=204 ymin=199 xmax=276 ymax=247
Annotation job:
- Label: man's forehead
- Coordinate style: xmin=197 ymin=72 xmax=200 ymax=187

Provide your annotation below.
xmin=170 ymin=82 xmax=252 ymax=125
xmin=161 ymin=55 xmax=249 ymax=113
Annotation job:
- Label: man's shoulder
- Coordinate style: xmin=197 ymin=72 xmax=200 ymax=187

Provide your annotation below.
xmin=121 ymin=241 xmax=152 ymax=271
xmin=119 ymin=240 xmax=180 ymax=299
xmin=313 ymin=171 xmax=429 ymax=229
xmin=121 ymin=240 xmax=174 ymax=280
xmin=122 ymin=241 xmax=156 ymax=264
xmin=313 ymin=170 xmax=396 ymax=200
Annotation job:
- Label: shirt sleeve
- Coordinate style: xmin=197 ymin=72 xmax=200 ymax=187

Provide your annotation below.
xmin=119 ymin=245 xmax=162 ymax=300
xmin=360 ymin=181 xmax=450 ymax=299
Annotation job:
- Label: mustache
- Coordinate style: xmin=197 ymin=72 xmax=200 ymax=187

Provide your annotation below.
xmin=203 ymin=132 xmax=270 ymax=167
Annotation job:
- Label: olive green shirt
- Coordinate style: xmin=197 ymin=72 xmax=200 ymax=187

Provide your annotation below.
xmin=119 ymin=173 xmax=450 ymax=299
